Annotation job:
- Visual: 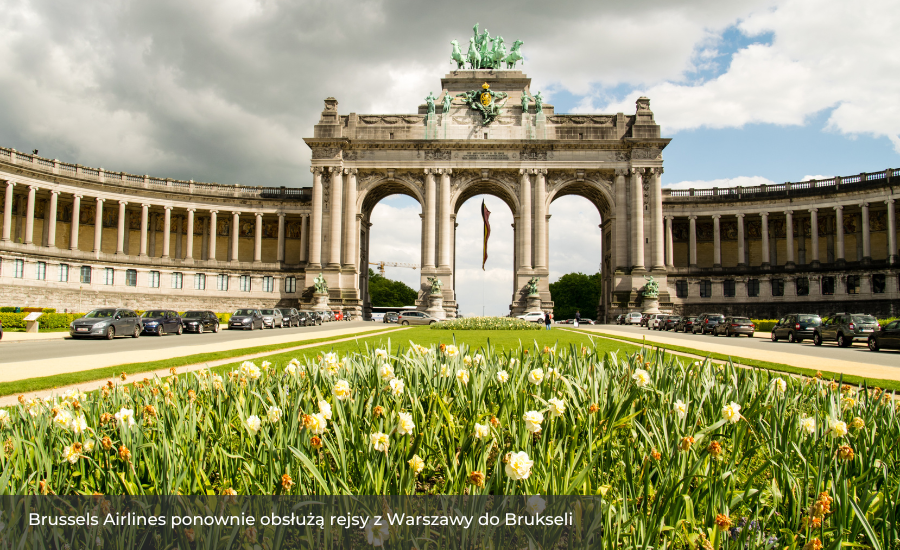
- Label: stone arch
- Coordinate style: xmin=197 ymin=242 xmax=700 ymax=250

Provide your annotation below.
xmin=358 ymin=176 xmax=425 ymax=215
xmin=546 ymin=177 xmax=614 ymax=219
xmin=451 ymin=176 xmax=519 ymax=216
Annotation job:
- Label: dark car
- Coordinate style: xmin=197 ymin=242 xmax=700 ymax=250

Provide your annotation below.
xmin=140 ymin=310 xmax=183 ymax=336
xmin=616 ymin=314 xmax=626 ymax=325
xmin=182 ymin=310 xmax=220 ymax=334
xmin=0 ymin=318 xmax=3 ymax=340
xmin=342 ymin=310 xmax=354 ymax=321
xmin=714 ymin=316 xmax=755 ymax=337
xmin=279 ymin=308 xmax=301 ymax=327
xmin=771 ymin=313 xmax=821 ymax=343
xmin=692 ymin=313 xmax=725 ymax=335
xmin=229 ymin=309 xmax=263 ymax=330
xmin=639 ymin=314 xmax=650 ymax=327
xmin=299 ymin=310 xmax=323 ymax=326
xmin=868 ymin=319 xmax=900 ymax=352
xmin=814 ymin=313 xmax=880 ymax=347
xmin=384 ymin=312 xmax=399 ymax=324
xmin=675 ymin=316 xmax=698 ymax=332
xmin=661 ymin=315 xmax=682 ymax=331
xmin=70 ymin=308 xmax=142 ymax=339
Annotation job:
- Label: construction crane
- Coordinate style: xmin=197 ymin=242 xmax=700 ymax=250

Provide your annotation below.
xmin=369 ymin=261 xmax=419 ymax=276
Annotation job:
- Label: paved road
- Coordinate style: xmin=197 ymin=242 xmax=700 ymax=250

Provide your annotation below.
xmin=586 ymin=324 xmax=899 ymax=369
xmin=1 ymin=321 xmax=384 ymax=364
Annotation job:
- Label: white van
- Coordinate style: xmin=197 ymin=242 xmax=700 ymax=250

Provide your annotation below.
xmin=625 ymin=312 xmax=643 ymax=325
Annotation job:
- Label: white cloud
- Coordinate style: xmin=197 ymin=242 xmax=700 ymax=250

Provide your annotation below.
xmin=664 ymin=175 xmax=776 ymax=190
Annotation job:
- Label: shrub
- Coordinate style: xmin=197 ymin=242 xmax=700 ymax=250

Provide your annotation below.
xmin=751 ymin=319 xmax=778 ymax=332
xmin=431 ymin=316 xmax=542 ymax=330
xmin=0 ymin=312 xmax=85 ymax=330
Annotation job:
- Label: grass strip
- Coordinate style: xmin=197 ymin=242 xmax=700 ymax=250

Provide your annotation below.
xmin=573 ymin=328 xmax=900 ymax=392
xmin=0 ymin=326 xmax=405 ymax=397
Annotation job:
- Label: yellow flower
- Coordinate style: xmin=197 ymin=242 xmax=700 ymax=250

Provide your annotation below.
xmin=333 ymin=380 xmax=352 ymax=401
xmin=281 ymin=473 xmax=293 ymax=492
xmin=62 ymin=444 xmax=80 ymax=464
xmin=836 ymin=444 xmax=854 ymax=461
xmin=246 ymin=415 xmax=262 ymax=435
xmin=370 ymin=432 xmax=389 ymax=452
xmin=496 ymin=370 xmax=509 ymax=383
xmin=379 ymin=364 xmax=395 ymax=382
xmin=721 ymin=402 xmax=742 ymax=424
xmin=396 ymin=412 xmax=415 ymax=436
xmin=523 ymin=410 xmax=544 ymax=434
xmin=632 ymin=369 xmax=651 ymax=388
xmin=444 ymin=344 xmax=459 ymax=357
xmin=800 ymin=416 xmax=816 ymax=434
xmin=679 ymin=436 xmax=695 ymax=451
xmin=387 ymin=377 xmax=405 ymax=397
xmin=770 ymin=378 xmax=787 ymax=394
xmin=318 ymin=400 xmax=332 ymax=420
xmin=547 ymin=398 xmax=565 ymax=417
xmin=504 ymin=451 xmax=533 ymax=480
xmin=408 ymin=454 xmax=425 ymax=475
xmin=850 ymin=417 xmax=864 ymax=430
xmin=440 ymin=364 xmax=451 ymax=378
xmin=307 ymin=413 xmax=328 ymax=435
xmin=528 ymin=368 xmax=544 ymax=385
xmin=474 ymin=423 xmax=490 ymax=439
xmin=374 ymin=348 xmax=389 ymax=360
xmin=463 ymin=355 xmax=472 ymax=366
xmin=456 ymin=369 xmax=470 ymax=385
xmin=830 ymin=420 xmax=848 ymax=437
xmin=267 ymin=406 xmax=283 ymax=423
xmin=673 ymin=400 xmax=688 ymax=420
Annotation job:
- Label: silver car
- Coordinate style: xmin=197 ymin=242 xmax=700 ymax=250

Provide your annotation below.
xmin=70 ymin=308 xmax=142 ymax=339
xmin=259 ymin=308 xmax=286 ymax=328
xmin=397 ymin=311 xmax=441 ymax=325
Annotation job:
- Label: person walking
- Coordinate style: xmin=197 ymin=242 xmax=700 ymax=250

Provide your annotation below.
xmin=544 ymin=311 xmax=551 ymax=331
xmin=574 ymin=310 xmax=581 ymax=328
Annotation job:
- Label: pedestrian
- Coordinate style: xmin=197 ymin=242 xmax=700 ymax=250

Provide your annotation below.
xmin=574 ymin=310 xmax=581 ymax=328
xmin=544 ymin=311 xmax=551 ymax=331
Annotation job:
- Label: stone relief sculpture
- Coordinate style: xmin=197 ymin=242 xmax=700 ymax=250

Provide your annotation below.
xmin=314 ymin=273 xmax=328 ymax=294
xmin=428 ymin=276 xmax=443 ymax=295
xmin=526 ymin=276 xmax=540 ymax=296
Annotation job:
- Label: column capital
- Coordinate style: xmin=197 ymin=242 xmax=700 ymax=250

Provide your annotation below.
xmin=712 ymin=214 xmax=721 ymax=220
xmin=255 ymin=212 xmax=263 ymax=218
xmin=783 ymin=209 xmax=793 ymax=216
xmin=95 ymin=197 xmax=105 ymax=203
xmin=614 ymin=168 xmax=628 ymax=177
xmin=887 ymin=198 xmax=895 ymax=205
xmin=277 ymin=212 xmax=285 ymax=218
xmin=50 ymin=189 xmax=60 ymax=196
xmin=28 ymin=184 xmax=39 ymax=191
xmin=4 ymin=180 xmax=15 ymax=188
xmin=809 ymin=207 xmax=818 ymax=213
xmin=860 ymin=201 xmax=869 ymax=208
xmin=186 ymin=207 xmax=196 ymax=213
xmin=665 ymin=214 xmax=675 ymax=221
xmin=736 ymin=213 xmax=745 ymax=219
xmin=535 ymin=168 xmax=547 ymax=175
xmin=232 ymin=211 xmax=241 ymax=216
xmin=518 ymin=168 xmax=527 ymax=175
xmin=73 ymin=194 xmax=83 ymax=199
xmin=209 ymin=209 xmax=219 ymax=214
xmin=834 ymin=204 xmax=843 ymax=212
xmin=760 ymin=211 xmax=769 ymax=218
xmin=164 ymin=205 xmax=173 ymax=211
xmin=310 ymin=166 xmax=324 ymax=175
xmin=141 ymin=203 xmax=151 ymax=208
xmin=689 ymin=215 xmax=697 ymax=221
xmin=651 ymin=167 xmax=664 ymax=175
xmin=118 ymin=199 xmax=128 ymax=206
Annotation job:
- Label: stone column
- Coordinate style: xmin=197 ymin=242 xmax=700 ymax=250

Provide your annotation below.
xmin=1 ymin=181 xmax=14 ymax=242
xmin=139 ymin=204 xmax=149 ymax=257
xmin=309 ymin=168 xmax=324 ymax=267
xmin=649 ymin=168 xmax=664 ymax=270
xmin=761 ymin=212 xmax=770 ymax=267
xmin=887 ymin=199 xmax=897 ymax=264
xmin=439 ymin=169 xmax=452 ymax=268
xmin=300 ymin=214 xmax=309 ymax=263
xmin=423 ymin=169 xmax=437 ymax=269
xmin=185 ymin=209 xmax=195 ymax=260
xmin=736 ymin=214 xmax=746 ymax=267
xmin=343 ymin=168 xmax=358 ymax=268
xmin=47 ymin=191 xmax=58 ymax=248
xmin=664 ymin=215 xmax=674 ymax=268
xmin=834 ymin=205 xmax=845 ymax=264
xmin=149 ymin=213 xmax=157 ymax=257
xmin=93 ymin=197 xmax=104 ymax=255
xmin=254 ymin=212 xmax=263 ymax=263
xmin=809 ymin=208 xmax=819 ymax=266
xmin=630 ymin=169 xmax=645 ymax=270
xmin=328 ymin=167 xmax=343 ymax=267
xmin=688 ymin=215 xmax=697 ymax=268
xmin=23 ymin=185 xmax=36 ymax=244
xmin=116 ymin=200 xmax=127 ymax=254
xmin=277 ymin=213 xmax=285 ymax=263
xmin=231 ymin=211 xmax=240 ymax=262
xmin=161 ymin=206 xmax=172 ymax=258
xmin=69 ymin=195 xmax=81 ymax=250
xmin=175 ymin=215 xmax=182 ymax=259
xmin=519 ymin=169 xmax=533 ymax=269
xmin=861 ymin=202 xmax=871 ymax=263
xmin=208 ymin=210 xmax=218 ymax=261
xmin=534 ymin=169 xmax=548 ymax=269
xmin=785 ymin=210 xmax=794 ymax=267
xmin=712 ymin=214 xmax=722 ymax=267
xmin=201 ymin=216 xmax=209 ymax=260
xmin=614 ymin=169 xmax=627 ymax=270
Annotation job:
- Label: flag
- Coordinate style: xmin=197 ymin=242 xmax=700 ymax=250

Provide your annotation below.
xmin=481 ymin=199 xmax=491 ymax=270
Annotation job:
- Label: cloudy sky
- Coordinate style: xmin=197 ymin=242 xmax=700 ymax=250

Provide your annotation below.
xmin=2 ymin=0 xmax=898 ymax=315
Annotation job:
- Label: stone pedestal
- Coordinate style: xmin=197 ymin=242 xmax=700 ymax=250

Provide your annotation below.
xmin=641 ymin=296 xmax=661 ymax=314
xmin=311 ymin=292 xmax=330 ymax=312
xmin=525 ymin=294 xmax=542 ymax=313
xmin=426 ymin=113 xmax=437 ymax=139
xmin=426 ymin=293 xmax=446 ymax=319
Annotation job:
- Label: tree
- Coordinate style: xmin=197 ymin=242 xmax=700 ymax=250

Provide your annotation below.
xmin=549 ymin=272 xmax=602 ymax=320
xmin=368 ymin=269 xmax=418 ymax=307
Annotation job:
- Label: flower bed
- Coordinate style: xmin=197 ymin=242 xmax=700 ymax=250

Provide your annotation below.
xmin=0 ymin=341 xmax=892 ymax=548
xmin=431 ymin=316 xmax=542 ymax=330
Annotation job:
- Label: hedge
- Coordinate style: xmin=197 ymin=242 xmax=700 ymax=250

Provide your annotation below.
xmin=0 ymin=313 xmax=84 ymax=329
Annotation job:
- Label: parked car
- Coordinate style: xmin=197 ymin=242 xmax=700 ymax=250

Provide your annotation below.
xmin=675 ymin=316 xmax=698 ymax=332
xmin=868 ymin=319 xmax=900 ymax=352
xmin=645 ymin=313 xmax=666 ymax=329
xmin=300 ymin=310 xmax=323 ymax=325
xmin=182 ymin=310 xmax=220 ymax=333
xmin=279 ymin=308 xmax=301 ymax=327
xmin=342 ymin=309 xmax=354 ymax=321
xmin=140 ymin=310 xmax=183 ymax=336
xmin=322 ymin=311 xmax=336 ymax=322
xmin=229 ymin=309 xmax=263 ymax=330
xmin=0 ymin=318 xmax=3 ymax=340
xmin=70 ymin=308 xmax=142 ymax=339
xmin=714 ymin=316 xmax=755 ymax=337
xmin=296 ymin=311 xmax=316 ymax=326
xmin=814 ymin=313 xmax=880 ymax=347
xmin=398 ymin=311 xmax=441 ymax=325
xmin=624 ymin=312 xmax=643 ymax=325
xmin=384 ymin=312 xmax=399 ymax=324
xmin=332 ymin=310 xmax=344 ymax=321
xmin=260 ymin=309 xmax=286 ymax=328
xmin=770 ymin=313 xmax=821 ymax=343
xmin=661 ymin=315 xmax=682 ymax=331
xmin=639 ymin=314 xmax=650 ymax=327
xmin=615 ymin=314 xmax=626 ymax=325
xmin=692 ymin=313 xmax=725 ymax=335
xmin=517 ymin=311 xmax=546 ymax=323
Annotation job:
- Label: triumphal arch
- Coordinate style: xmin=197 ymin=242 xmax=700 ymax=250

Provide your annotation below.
xmin=305 ymin=28 xmax=670 ymax=319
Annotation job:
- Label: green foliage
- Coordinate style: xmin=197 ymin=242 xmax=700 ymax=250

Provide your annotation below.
xmin=368 ymin=268 xmax=418 ymax=307
xmin=0 ymin=307 xmax=15 ymax=313
xmin=549 ymin=272 xmax=602 ymax=320
xmin=0 ymin=312 xmax=83 ymax=329
xmin=431 ymin=316 xmax=542 ymax=330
